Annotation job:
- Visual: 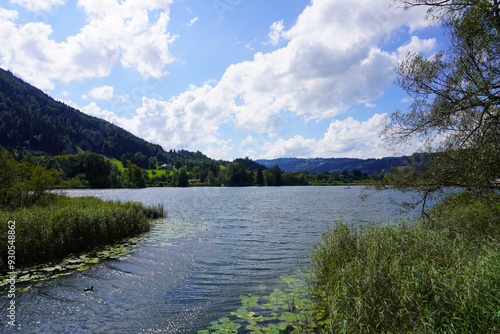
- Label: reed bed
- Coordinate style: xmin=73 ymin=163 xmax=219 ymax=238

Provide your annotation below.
xmin=0 ymin=194 xmax=165 ymax=268
xmin=311 ymin=194 xmax=500 ymax=333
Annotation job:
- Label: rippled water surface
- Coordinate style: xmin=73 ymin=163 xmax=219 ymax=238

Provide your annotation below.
xmin=1 ymin=186 xmax=422 ymax=333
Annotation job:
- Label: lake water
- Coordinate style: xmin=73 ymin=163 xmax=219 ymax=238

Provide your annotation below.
xmin=1 ymin=186 xmax=422 ymax=333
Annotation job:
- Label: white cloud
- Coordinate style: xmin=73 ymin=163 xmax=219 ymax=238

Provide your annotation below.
xmin=204 ymin=141 xmax=234 ymax=161
xmin=191 ymin=0 xmax=432 ymax=134
xmin=69 ymin=0 xmax=434 ymax=160
xmin=10 ymin=0 xmax=65 ymax=12
xmin=316 ymin=114 xmax=389 ymax=157
xmin=0 ymin=0 xmax=176 ymax=90
xmin=94 ymin=83 xmax=232 ymax=150
xmin=397 ymin=35 xmax=436 ymax=57
xmin=188 ymin=16 xmax=198 ymax=27
xmin=241 ymin=135 xmax=254 ymax=146
xmin=259 ymin=113 xmax=426 ymax=159
xmin=262 ymin=135 xmax=318 ymax=158
xmin=87 ymin=85 xmax=114 ymax=100
xmin=266 ymin=20 xmax=284 ymax=46
xmin=260 ymin=113 xmax=398 ymax=159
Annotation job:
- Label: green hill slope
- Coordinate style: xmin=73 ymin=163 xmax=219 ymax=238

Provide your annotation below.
xmin=0 ymin=68 xmax=212 ymax=166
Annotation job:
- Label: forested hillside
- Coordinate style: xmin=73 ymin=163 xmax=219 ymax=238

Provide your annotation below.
xmin=0 ymin=68 xmax=213 ymax=166
xmin=256 ymin=157 xmax=407 ymax=175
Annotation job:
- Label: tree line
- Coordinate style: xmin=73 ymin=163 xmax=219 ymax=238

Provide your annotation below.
xmin=2 ymin=146 xmax=373 ymax=190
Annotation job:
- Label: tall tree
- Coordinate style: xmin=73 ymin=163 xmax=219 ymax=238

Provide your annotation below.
xmin=125 ymin=160 xmax=146 ymax=188
xmin=225 ymin=162 xmax=252 ymax=186
xmin=264 ymin=165 xmax=283 ymax=186
xmin=176 ymin=167 xmax=189 ymax=187
xmin=379 ymin=0 xmax=500 ymax=214
xmin=82 ymin=152 xmax=111 ymax=188
xmin=255 ymin=168 xmax=265 ymax=186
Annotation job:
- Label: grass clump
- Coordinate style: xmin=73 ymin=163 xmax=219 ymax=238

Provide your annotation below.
xmin=0 ymin=194 xmax=165 ymax=269
xmin=311 ymin=193 xmax=500 ymax=333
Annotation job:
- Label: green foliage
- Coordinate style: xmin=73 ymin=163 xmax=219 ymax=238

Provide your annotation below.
xmin=0 ymin=194 xmax=165 ymax=268
xmin=0 ymin=146 xmax=58 ymax=208
xmin=264 ymin=165 xmax=283 ymax=186
xmin=255 ymin=168 xmax=265 ymax=186
xmin=124 ymin=160 xmax=146 ymax=188
xmin=224 ymin=162 xmax=252 ymax=186
xmin=428 ymin=192 xmax=500 ymax=237
xmin=176 ymin=167 xmax=189 ymax=187
xmin=82 ymin=152 xmax=112 ymax=188
xmin=233 ymin=157 xmax=267 ymax=171
xmin=311 ymin=195 xmax=500 ymax=333
xmin=380 ymin=0 xmax=500 ymax=210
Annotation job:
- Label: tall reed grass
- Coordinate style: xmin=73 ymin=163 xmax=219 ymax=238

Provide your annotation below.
xmin=0 ymin=194 xmax=165 ymax=269
xmin=311 ymin=193 xmax=500 ymax=333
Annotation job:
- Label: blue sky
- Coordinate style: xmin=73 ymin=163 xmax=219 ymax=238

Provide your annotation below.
xmin=0 ymin=0 xmax=444 ymax=160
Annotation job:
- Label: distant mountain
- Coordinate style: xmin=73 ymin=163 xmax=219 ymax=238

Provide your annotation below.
xmin=256 ymin=157 xmax=409 ymax=175
xmin=0 ymin=68 xmax=213 ymax=166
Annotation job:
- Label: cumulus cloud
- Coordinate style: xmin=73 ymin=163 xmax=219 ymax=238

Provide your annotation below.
xmin=241 ymin=135 xmax=254 ymax=146
xmin=0 ymin=0 xmax=176 ymax=90
xmin=74 ymin=0 xmax=435 ymax=159
xmin=266 ymin=20 xmax=284 ymax=46
xmin=397 ymin=35 xmax=436 ymax=57
xmin=10 ymin=0 xmax=65 ymax=12
xmin=260 ymin=113 xmax=421 ymax=159
xmin=205 ymin=0 xmax=432 ymax=132
xmin=87 ymin=85 xmax=114 ymax=100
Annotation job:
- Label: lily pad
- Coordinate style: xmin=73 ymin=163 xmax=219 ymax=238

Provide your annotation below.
xmin=200 ymin=272 xmax=327 ymax=333
xmin=217 ymin=317 xmax=230 ymax=323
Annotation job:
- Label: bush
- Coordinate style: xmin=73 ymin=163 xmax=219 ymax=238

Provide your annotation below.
xmin=311 ymin=194 xmax=500 ymax=333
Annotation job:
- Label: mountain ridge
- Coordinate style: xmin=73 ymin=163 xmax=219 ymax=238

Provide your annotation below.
xmin=256 ymin=156 xmax=408 ymax=175
xmin=0 ymin=68 xmax=215 ymax=166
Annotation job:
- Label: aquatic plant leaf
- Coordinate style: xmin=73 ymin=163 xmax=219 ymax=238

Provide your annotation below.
xmin=18 ymin=285 xmax=33 ymax=293
xmin=76 ymin=265 xmax=91 ymax=271
xmin=278 ymin=322 xmax=288 ymax=330
xmin=217 ymin=317 xmax=230 ymax=323
xmin=201 ymin=273 xmax=327 ymax=333
xmin=51 ymin=272 xmax=72 ymax=278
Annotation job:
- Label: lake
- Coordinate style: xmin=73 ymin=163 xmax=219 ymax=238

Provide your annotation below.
xmin=1 ymin=186 xmax=422 ymax=333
